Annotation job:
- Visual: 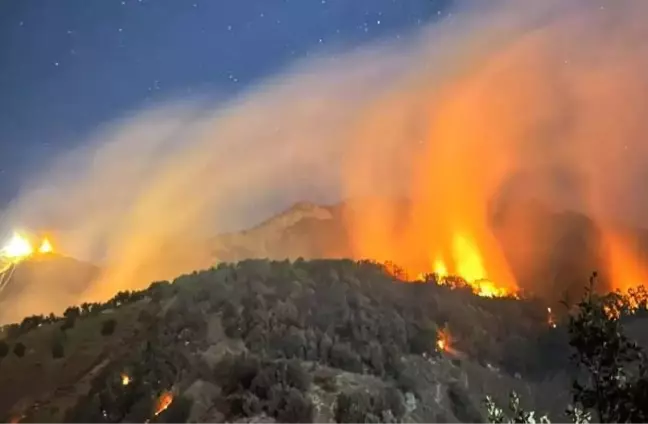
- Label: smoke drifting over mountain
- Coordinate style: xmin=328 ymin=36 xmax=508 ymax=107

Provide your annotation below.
xmin=3 ymin=0 xmax=648 ymax=320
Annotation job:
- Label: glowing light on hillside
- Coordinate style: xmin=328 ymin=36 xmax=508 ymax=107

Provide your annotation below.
xmin=433 ymin=258 xmax=448 ymax=278
xmin=2 ymin=232 xmax=33 ymax=260
xmin=38 ymin=238 xmax=53 ymax=254
xmin=0 ymin=232 xmax=55 ymax=268
xmin=121 ymin=373 xmax=131 ymax=386
xmin=154 ymin=391 xmax=174 ymax=416
xmin=437 ymin=328 xmax=451 ymax=352
xmin=433 ymin=233 xmax=513 ymax=298
xmin=547 ymin=307 xmax=556 ymax=328
xmin=399 ymin=234 xmax=515 ymax=299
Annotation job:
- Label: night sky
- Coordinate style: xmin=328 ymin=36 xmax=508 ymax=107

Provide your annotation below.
xmin=0 ymin=0 xmax=450 ymax=204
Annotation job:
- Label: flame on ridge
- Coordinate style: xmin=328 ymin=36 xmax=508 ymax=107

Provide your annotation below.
xmin=437 ymin=327 xmax=453 ymax=354
xmin=0 ymin=232 xmax=54 ymax=266
xmin=121 ymin=373 xmax=131 ymax=386
xmin=154 ymin=391 xmax=174 ymax=416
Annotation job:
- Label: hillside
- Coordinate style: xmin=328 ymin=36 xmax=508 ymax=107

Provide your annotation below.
xmin=0 ymin=258 xmax=582 ymax=423
xmin=1 ymin=200 xmax=648 ymax=422
xmin=0 ymin=255 xmax=100 ymax=325
xmin=4 ymin=198 xmax=647 ymax=325
xmin=210 ymin=199 xmax=648 ymax=302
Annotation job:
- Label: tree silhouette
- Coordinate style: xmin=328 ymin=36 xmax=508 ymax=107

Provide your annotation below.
xmin=0 ymin=340 xmax=8 ymax=359
xmin=487 ymin=273 xmax=648 ymax=423
xmin=13 ymin=342 xmax=26 ymax=358
xmin=566 ymin=273 xmax=648 ymax=422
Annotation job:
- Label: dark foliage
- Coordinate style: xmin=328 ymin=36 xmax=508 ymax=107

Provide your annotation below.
xmin=65 ymin=328 xmax=190 ymax=423
xmin=0 ymin=340 xmax=9 ymax=358
xmin=567 ymin=273 xmax=648 ymax=422
xmin=487 ymin=273 xmax=648 ymax=423
xmin=101 ymin=319 xmax=117 ymax=336
xmin=6 ymin=258 xmax=591 ymax=423
xmin=51 ymin=337 xmax=65 ymax=359
xmin=13 ymin=342 xmax=25 ymax=358
xmin=447 ymin=382 xmax=482 ymax=423
xmin=212 ymin=353 xmax=313 ymax=422
xmin=334 ymin=386 xmax=405 ymax=423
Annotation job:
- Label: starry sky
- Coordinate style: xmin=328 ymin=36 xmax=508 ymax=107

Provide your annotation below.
xmin=0 ymin=0 xmax=450 ymax=204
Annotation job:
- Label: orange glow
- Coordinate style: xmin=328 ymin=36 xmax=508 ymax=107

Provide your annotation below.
xmin=341 ymin=68 xmax=520 ymax=299
xmin=603 ymin=232 xmax=648 ymax=294
xmin=121 ymin=373 xmax=131 ymax=386
xmin=154 ymin=391 xmax=174 ymax=416
xmin=433 ymin=258 xmax=448 ymax=278
xmin=2 ymin=232 xmax=33 ymax=261
xmin=437 ymin=327 xmax=451 ymax=352
xmin=0 ymin=232 xmax=55 ymax=268
xmin=547 ymin=307 xmax=556 ymax=328
xmin=38 ymin=238 xmax=53 ymax=254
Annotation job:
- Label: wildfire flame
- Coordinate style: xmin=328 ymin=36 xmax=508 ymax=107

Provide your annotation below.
xmin=38 ymin=238 xmax=53 ymax=254
xmin=437 ymin=327 xmax=451 ymax=352
xmin=121 ymin=373 xmax=131 ymax=386
xmin=154 ymin=391 xmax=174 ymax=416
xmin=547 ymin=307 xmax=556 ymax=328
xmin=0 ymin=232 xmax=54 ymax=265
xmin=2 ymin=232 xmax=34 ymax=260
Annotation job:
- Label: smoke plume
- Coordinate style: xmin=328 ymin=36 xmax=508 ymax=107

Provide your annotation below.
xmin=3 ymin=0 xmax=648 ymax=320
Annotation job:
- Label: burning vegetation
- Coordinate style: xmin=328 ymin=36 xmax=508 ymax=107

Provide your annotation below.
xmin=0 ymin=231 xmax=56 ymax=297
xmin=436 ymin=327 xmax=452 ymax=353
xmin=120 ymin=373 xmax=131 ymax=386
xmin=0 ymin=232 xmax=54 ymax=264
xmin=154 ymin=391 xmax=174 ymax=416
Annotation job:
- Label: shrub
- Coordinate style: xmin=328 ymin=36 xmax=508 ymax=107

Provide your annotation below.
xmin=13 ymin=342 xmax=26 ymax=358
xmin=0 ymin=340 xmax=9 ymax=358
xmin=330 ymin=342 xmax=363 ymax=373
xmin=335 ymin=391 xmax=373 ymax=423
xmin=61 ymin=315 xmax=76 ymax=331
xmin=101 ymin=319 xmax=117 ymax=336
xmin=51 ymin=338 xmax=65 ymax=359
xmin=276 ymin=388 xmax=314 ymax=423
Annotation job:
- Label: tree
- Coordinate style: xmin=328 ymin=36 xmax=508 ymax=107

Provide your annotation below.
xmin=101 ymin=319 xmax=117 ymax=336
xmin=0 ymin=340 xmax=9 ymax=359
xmin=566 ymin=273 xmax=647 ymax=422
xmin=63 ymin=306 xmax=81 ymax=320
xmin=13 ymin=342 xmax=26 ymax=358
xmin=51 ymin=337 xmax=65 ymax=359
xmin=486 ymin=273 xmax=648 ymax=423
xmin=61 ymin=315 xmax=76 ymax=331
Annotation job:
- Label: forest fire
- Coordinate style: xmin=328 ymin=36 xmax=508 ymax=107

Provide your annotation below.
xmin=154 ymin=391 xmax=174 ymax=416
xmin=2 ymin=232 xmax=34 ymax=261
xmin=38 ymin=238 xmax=53 ymax=254
xmin=436 ymin=327 xmax=451 ymax=353
xmin=121 ymin=373 xmax=131 ymax=386
xmin=0 ymin=232 xmax=54 ymax=264
xmin=547 ymin=307 xmax=556 ymax=328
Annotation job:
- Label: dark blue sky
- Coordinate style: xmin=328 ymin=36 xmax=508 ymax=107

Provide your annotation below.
xmin=0 ymin=0 xmax=450 ymax=202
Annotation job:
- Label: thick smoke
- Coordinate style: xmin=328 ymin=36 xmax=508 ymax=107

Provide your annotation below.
xmin=2 ymin=0 xmax=648 ymax=320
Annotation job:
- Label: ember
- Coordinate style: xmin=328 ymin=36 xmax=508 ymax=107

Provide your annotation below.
xmin=154 ymin=391 xmax=174 ymax=416
xmin=121 ymin=373 xmax=131 ymax=386
xmin=547 ymin=307 xmax=556 ymax=328
xmin=437 ymin=327 xmax=451 ymax=352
